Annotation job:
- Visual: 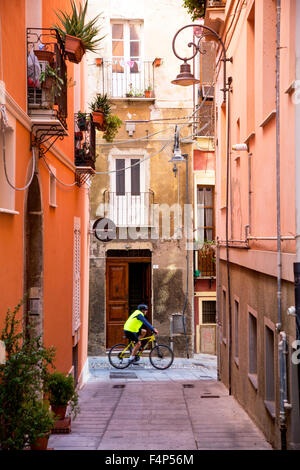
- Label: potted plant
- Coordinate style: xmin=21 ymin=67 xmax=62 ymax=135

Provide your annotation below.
xmin=40 ymin=64 xmax=64 ymax=92
xmin=54 ymin=0 xmax=105 ymax=64
xmin=153 ymin=57 xmax=162 ymax=67
xmin=34 ymin=46 xmax=55 ymax=65
xmin=45 ymin=371 xmax=80 ymax=420
xmin=182 ymin=0 xmax=205 ymax=20
xmin=144 ymin=85 xmax=153 ymax=98
xmin=102 ymin=114 xmax=122 ymax=142
xmin=89 ymin=93 xmax=111 ymax=130
xmin=77 ymin=111 xmax=88 ymax=131
xmin=0 ymin=299 xmax=56 ymax=450
xmin=28 ymin=401 xmax=55 ymax=451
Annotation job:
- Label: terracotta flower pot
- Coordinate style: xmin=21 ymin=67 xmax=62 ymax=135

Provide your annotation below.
xmin=34 ymin=50 xmax=55 ymax=65
xmin=144 ymin=90 xmax=152 ymax=98
xmin=31 ymin=434 xmax=50 ymax=450
xmin=95 ymin=57 xmax=102 ymax=66
xmin=42 ymin=77 xmax=54 ymax=90
xmin=92 ymin=111 xmax=105 ymax=130
xmin=64 ymin=34 xmax=85 ymax=64
xmin=51 ymin=404 xmax=67 ymax=420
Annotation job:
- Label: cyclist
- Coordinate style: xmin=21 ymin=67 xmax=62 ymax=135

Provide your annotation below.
xmin=123 ymin=304 xmax=158 ymax=364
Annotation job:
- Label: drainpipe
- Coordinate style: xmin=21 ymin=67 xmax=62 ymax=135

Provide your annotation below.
xmin=275 ymin=0 xmax=287 ymax=450
xmin=279 ymin=331 xmax=292 ymax=450
xmin=293 ymin=0 xmax=300 ymax=450
xmin=226 ymin=77 xmax=233 ymax=395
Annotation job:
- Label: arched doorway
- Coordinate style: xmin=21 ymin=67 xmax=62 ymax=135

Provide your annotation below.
xmin=24 ymin=173 xmax=43 ymax=337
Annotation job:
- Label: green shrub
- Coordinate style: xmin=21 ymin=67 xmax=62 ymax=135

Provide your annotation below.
xmin=0 ymin=299 xmax=56 ymax=450
xmin=45 ymin=371 xmax=80 ymax=419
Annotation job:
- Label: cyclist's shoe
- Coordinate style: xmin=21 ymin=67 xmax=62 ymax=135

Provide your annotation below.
xmin=133 ymin=356 xmax=140 ymax=363
xmin=127 ymin=358 xmax=135 ymax=365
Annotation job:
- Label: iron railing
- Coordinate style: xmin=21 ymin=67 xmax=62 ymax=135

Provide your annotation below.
xmin=74 ymin=113 xmax=96 ymax=169
xmin=207 ymin=0 xmax=226 ymax=7
xmin=197 ymin=245 xmax=216 ymax=277
xmin=99 ymin=60 xmax=154 ymax=98
xmin=103 ymin=191 xmax=154 ymax=226
xmin=27 ymin=28 xmax=67 ymax=129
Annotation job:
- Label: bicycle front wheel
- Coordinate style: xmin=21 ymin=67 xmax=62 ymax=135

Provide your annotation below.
xmin=108 ymin=343 xmax=131 ymax=369
xmin=149 ymin=344 xmax=174 ymax=370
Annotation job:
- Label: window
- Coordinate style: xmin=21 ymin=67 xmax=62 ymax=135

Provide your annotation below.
xmin=265 ymin=325 xmax=275 ymax=402
xmin=49 ymin=167 xmax=57 ymax=207
xmin=112 ymin=22 xmax=141 ymax=74
xmin=115 ymin=158 xmax=141 ymax=196
xmin=109 ymin=155 xmax=150 ymax=226
xmin=248 ymin=310 xmax=258 ymax=386
xmin=202 ymin=300 xmax=216 ymax=324
xmin=197 ymin=186 xmax=214 ymax=242
xmin=234 ymin=299 xmax=239 ymax=361
xmin=111 ymin=20 xmax=144 ymax=97
xmin=0 ymin=110 xmax=16 ymax=212
xmin=222 ymin=289 xmax=226 ymax=341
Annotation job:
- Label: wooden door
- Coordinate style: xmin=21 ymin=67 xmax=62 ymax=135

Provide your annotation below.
xmin=106 ymin=261 xmax=129 ymax=348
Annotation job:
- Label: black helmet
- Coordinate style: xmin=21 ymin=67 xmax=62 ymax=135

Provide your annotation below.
xmin=137 ymin=304 xmax=148 ymax=311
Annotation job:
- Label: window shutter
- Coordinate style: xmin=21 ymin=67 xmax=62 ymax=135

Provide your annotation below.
xmin=131 ymin=158 xmax=140 ymax=195
xmin=116 ymin=159 xmax=125 ymax=195
xmin=72 ymin=217 xmax=81 ymax=335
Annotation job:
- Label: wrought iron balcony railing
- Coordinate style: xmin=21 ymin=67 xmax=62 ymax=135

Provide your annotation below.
xmin=99 ymin=60 xmax=154 ymax=98
xmin=207 ymin=0 xmax=226 ymax=7
xmin=27 ymin=28 xmax=67 ymax=132
xmin=74 ymin=113 xmax=96 ymax=169
xmin=103 ymin=191 xmax=154 ymax=227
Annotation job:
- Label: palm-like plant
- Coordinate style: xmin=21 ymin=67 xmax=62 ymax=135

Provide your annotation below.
xmin=54 ymin=0 xmax=104 ymax=53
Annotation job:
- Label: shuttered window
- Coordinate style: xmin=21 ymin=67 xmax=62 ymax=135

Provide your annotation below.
xmin=116 ymin=159 xmax=125 ymax=195
xmin=131 ymin=158 xmax=140 ymax=195
xmin=72 ymin=218 xmax=81 ymax=335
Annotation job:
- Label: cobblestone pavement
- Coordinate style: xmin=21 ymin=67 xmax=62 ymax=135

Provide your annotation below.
xmin=48 ymin=354 xmax=273 ymax=451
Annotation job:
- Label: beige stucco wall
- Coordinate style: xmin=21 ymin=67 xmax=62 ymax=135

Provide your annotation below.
xmin=86 ymin=0 xmax=195 ymax=109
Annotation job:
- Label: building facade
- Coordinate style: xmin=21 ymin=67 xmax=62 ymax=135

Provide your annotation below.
xmin=86 ymin=0 xmax=197 ymax=356
xmin=0 ymin=0 xmax=93 ymax=385
xmin=208 ymin=0 xmax=300 ymax=449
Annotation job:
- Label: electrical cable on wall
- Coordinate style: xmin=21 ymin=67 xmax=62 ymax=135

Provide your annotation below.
xmin=41 ymin=155 xmax=77 ymax=188
xmin=0 ymin=106 xmax=36 ymax=191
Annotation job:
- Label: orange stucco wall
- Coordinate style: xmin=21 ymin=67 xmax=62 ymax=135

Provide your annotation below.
xmin=0 ymin=0 xmax=89 ymax=380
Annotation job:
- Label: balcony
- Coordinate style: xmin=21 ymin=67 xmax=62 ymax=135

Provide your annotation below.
xmin=204 ymin=0 xmax=226 ymax=34
xmin=98 ymin=60 xmax=155 ymax=99
xmin=103 ymin=191 xmax=154 ymax=227
xmin=196 ymin=244 xmax=216 ymax=277
xmin=74 ymin=113 xmax=96 ymax=185
xmin=27 ymin=28 xmax=68 ymax=140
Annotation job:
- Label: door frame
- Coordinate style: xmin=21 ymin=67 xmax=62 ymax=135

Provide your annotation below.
xmin=105 ymin=256 xmax=151 ymax=349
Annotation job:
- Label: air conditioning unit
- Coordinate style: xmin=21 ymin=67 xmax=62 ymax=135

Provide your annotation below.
xmin=201 ymin=84 xmax=214 ymax=100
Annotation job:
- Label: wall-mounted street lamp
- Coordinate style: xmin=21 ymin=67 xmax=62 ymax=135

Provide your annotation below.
xmin=170 ymin=23 xmax=232 ymax=361
xmin=171 ymin=23 xmax=231 ymax=102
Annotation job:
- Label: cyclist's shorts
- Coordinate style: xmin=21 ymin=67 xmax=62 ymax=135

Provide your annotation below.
xmin=124 ymin=330 xmax=140 ymax=343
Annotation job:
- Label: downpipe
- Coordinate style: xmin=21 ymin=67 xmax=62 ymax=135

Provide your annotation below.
xmin=279 ymin=331 xmax=292 ymax=450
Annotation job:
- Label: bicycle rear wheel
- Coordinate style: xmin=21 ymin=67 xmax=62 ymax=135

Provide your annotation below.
xmin=108 ymin=343 xmax=131 ymax=369
xmin=149 ymin=344 xmax=174 ymax=370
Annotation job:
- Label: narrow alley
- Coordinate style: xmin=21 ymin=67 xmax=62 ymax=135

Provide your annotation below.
xmin=48 ymin=355 xmax=272 ymax=451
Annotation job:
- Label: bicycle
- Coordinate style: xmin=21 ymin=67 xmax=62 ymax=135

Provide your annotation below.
xmin=108 ymin=334 xmax=174 ymax=370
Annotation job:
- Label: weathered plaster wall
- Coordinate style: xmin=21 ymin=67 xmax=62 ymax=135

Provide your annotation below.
xmin=218 ymin=260 xmax=295 ymax=450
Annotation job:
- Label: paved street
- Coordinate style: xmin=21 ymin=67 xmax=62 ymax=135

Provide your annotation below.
xmin=48 ymin=354 xmax=272 ymax=451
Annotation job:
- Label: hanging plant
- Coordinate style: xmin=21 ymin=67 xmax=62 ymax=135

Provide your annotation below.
xmin=182 ymin=0 xmax=206 ymax=20
xmin=54 ymin=0 xmax=105 ymax=63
